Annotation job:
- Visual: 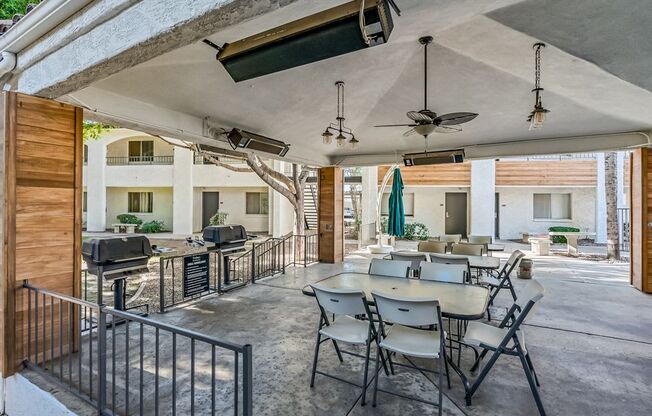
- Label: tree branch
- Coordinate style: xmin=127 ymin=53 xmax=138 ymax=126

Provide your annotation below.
xmin=254 ymin=155 xmax=296 ymax=193
xmin=201 ymin=153 xmax=252 ymax=173
xmin=246 ymin=154 xmax=298 ymax=208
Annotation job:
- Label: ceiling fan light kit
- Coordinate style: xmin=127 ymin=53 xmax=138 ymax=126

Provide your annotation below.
xmin=528 ymin=42 xmax=550 ymax=130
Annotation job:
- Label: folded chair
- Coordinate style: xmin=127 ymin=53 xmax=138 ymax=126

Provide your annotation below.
xmin=480 ymin=250 xmax=525 ymax=320
xmin=451 ymin=243 xmax=485 ymax=256
xmin=429 ymin=253 xmax=472 ymax=284
xmin=389 ymin=252 xmax=427 ymax=277
xmin=369 ymin=258 xmax=411 ymax=278
xmin=463 ymin=279 xmax=546 ymax=416
xmin=371 ymin=291 xmax=449 ymax=415
xmin=419 ymin=261 xmax=467 ymax=284
xmin=309 ymin=284 xmax=391 ymax=406
xmin=417 ymin=240 xmax=447 ymax=254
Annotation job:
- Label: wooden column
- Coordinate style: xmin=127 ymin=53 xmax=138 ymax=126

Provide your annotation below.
xmin=1 ymin=92 xmax=83 ymax=375
xmin=318 ymin=167 xmax=343 ymax=263
xmin=629 ymin=148 xmax=652 ymax=293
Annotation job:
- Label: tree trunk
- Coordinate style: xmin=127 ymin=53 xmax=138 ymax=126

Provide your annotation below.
xmin=605 ymin=152 xmax=620 ymax=260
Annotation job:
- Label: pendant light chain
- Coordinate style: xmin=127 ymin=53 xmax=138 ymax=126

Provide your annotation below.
xmin=534 ymin=44 xmax=541 ymax=91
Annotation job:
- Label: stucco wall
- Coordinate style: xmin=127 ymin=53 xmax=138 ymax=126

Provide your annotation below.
xmin=106 ymin=187 xmax=173 ymax=231
xmin=192 ymin=186 xmax=270 ymax=233
xmin=497 ymin=187 xmax=596 ymax=239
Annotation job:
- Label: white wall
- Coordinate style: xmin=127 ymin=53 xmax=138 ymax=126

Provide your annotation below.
xmin=470 ymin=160 xmax=495 ymax=236
xmin=106 ymin=187 xmax=173 ymax=231
xmin=497 ymin=187 xmax=596 ymax=239
xmin=192 ymin=186 xmax=270 ymax=233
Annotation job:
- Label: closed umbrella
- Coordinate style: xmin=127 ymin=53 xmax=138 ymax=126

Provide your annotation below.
xmin=387 ymin=168 xmax=405 ymax=237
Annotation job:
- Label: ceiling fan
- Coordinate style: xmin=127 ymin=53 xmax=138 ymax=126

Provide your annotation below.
xmin=375 ymin=36 xmax=478 ymax=140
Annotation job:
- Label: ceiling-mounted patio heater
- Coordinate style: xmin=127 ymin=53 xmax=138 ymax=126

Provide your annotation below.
xmin=227 ymin=128 xmax=290 ymax=157
xmin=403 ymin=149 xmax=465 ymax=166
xmin=213 ymin=0 xmax=398 ymax=82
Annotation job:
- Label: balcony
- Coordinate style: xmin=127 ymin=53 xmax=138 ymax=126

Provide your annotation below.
xmin=106 ymin=155 xmax=174 ymax=165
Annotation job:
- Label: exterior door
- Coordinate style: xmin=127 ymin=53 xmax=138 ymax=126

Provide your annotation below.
xmin=445 ymin=192 xmax=468 ymax=237
xmin=495 ymin=192 xmax=500 ymax=239
xmin=202 ymin=192 xmax=219 ymax=229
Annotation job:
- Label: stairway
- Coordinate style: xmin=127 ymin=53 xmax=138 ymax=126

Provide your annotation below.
xmin=304 ymin=184 xmax=318 ymax=230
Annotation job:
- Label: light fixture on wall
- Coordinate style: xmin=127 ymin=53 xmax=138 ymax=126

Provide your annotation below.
xmin=527 ymin=42 xmax=550 ymax=130
xmin=322 ymin=81 xmax=358 ymax=149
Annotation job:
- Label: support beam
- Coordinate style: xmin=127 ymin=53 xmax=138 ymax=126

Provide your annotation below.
xmin=172 ymin=146 xmax=194 ymax=235
xmin=318 ymin=167 xmax=343 ymax=263
xmin=360 ymin=166 xmax=378 ymax=244
xmin=85 ymin=139 xmax=106 ymax=231
xmin=629 ymin=148 xmax=651 ymax=293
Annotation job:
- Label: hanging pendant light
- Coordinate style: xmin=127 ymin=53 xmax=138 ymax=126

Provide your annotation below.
xmin=321 ymin=81 xmax=359 ymax=149
xmin=527 ymin=42 xmax=550 ymax=130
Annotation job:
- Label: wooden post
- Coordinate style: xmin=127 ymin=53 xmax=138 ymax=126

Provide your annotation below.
xmin=318 ymin=167 xmax=343 ymax=263
xmin=1 ymin=92 xmax=83 ymax=375
xmin=629 ymin=148 xmax=651 ymax=293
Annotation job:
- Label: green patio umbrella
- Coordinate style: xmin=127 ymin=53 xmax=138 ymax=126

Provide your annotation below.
xmin=387 ymin=168 xmax=405 ymax=237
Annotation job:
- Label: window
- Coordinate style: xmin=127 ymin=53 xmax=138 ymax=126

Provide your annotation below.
xmin=246 ymin=192 xmax=269 ymax=214
xmin=533 ymin=193 xmax=571 ymax=220
xmin=128 ymin=192 xmax=153 ymax=213
xmin=128 ymin=140 xmax=154 ymax=162
xmin=381 ymin=192 xmax=415 ymax=216
xmin=83 ymin=192 xmax=87 ymax=213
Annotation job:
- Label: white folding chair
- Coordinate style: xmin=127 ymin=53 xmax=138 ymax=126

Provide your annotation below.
xmin=451 ymin=242 xmax=485 ymax=256
xmin=468 ymin=235 xmax=492 ymax=245
xmin=369 ymin=258 xmax=410 ymax=278
xmin=309 ymin=284 xmax=391 ymax=405
xmin=419 ymin=261 xmax=467 ymax=284
xmin=429 ymin=253 xmax=472 ymax=283
xmin=371 ymin=291 xmax=449 ymax=414
xmin=389 ymin=252 xmax=427 ymax=277
xmin=480 ymin=250 xmax=526 ymax=320
xmin=417 ymin=240 xmax=448 ymax=254
xmin=463 ymin=280 xmax=546 ymax=416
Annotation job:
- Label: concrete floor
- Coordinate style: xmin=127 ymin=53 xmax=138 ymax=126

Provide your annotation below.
xmin=27 ymin=242 xmax=652 ymax=415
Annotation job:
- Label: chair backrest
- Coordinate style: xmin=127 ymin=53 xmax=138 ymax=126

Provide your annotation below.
xmin=468 ymin=235 xmax=492 ymax=245
xmin=369 ymin=258 xmax=410 ymax=278
xmin=390 ymin=252 xmax=428 ymax=274
xmin=419 ymin=261 xmax=466 ymax=284
xmin=515 ymin=279 xmax=545 ymax=310
xmin=451 ymin=243 xmax=484 ymax=256
xmin=440 ymin=234 xmax=462 ymax=243
xmin=371 ymin=291 xmax=441 ymax=327
xmin=311 ymin=284 xmax=367 ymax=316
xmin=428 ymin=253 xmax=470 ymax=266
xmin=417 ymin=241 xmax=447 ymax=253
xmin=502 ymin=250 xmax=526 ymax=276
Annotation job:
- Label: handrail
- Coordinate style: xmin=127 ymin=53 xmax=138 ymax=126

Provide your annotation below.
xmin=24 ymin=282 xmax=99 ymax=310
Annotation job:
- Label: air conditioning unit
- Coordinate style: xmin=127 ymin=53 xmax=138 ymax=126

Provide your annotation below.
xmin=215 ymin=0 xmax=396 ymax=82
xmin=403 ymin=150 xmax=465 ymax=166
xmin=227 ymin=129 xmax=290 ymax=157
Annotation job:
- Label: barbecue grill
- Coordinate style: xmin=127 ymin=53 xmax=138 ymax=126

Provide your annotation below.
xmin=82 ymin=236 xmax=153 ymax=312
xmin=202 ymin=225 xmax=248 ymax=285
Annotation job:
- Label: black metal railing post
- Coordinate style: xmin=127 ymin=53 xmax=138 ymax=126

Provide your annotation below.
xmin=243 ymin=344 xmax=253 ymax=416
xmin=251 ymin=244 xmax=256 ymax=284
xmin=97 ymin=306 xmax=107 ymax=413
xmin=159 ymin=257 xmax=165 ymax=313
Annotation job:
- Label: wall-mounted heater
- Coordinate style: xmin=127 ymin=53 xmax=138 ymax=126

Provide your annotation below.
xmin=403 ymin=149 xmax=465 ymax=166
xmin=214 ymin=0 xmax=397 ymax=82
xmin=227 ymin=128 xmax=290 ymax=157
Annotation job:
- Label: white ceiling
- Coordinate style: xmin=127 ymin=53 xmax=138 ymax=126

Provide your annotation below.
xmin=79 ymin=0 xmax=652 ymax=166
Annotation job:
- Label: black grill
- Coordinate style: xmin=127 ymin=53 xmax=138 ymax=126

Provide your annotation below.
xmin=202 ymin=225 xmax=248 ymax=253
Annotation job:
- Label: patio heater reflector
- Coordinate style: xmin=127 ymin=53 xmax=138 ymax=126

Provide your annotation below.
xmin=214 ymin=0 xmax=396 ymax=82
xmin=403 ymin=149 xmax=465 ymax=167
xmin=227 ymin=128 xmax=290 ymax=157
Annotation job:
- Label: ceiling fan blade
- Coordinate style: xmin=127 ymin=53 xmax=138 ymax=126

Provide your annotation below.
xmin=402 ymin=128 xmax=417 ymax=137
xmin=374 ymin=123 xmax=418 ymax=128
xmin=407 ymin=111 xmax=434 ymax=123
xmin=434 ymin=112 xmax=478 ymax=125
xmin=434 ymin=125 xmax=462 ymax=133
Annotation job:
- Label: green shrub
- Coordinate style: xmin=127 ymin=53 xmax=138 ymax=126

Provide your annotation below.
xmin=548 ymin=226 xmax=579 ymax=243
xmin=140 ymin=220 xmax=164 ymax=233
xmin=117 ymin=214 xmax=142 ymax=226
xmin=209 ymin=211 xmax=228 ymax=226
xmin=404 ymin=222 xmax=430 ymax=241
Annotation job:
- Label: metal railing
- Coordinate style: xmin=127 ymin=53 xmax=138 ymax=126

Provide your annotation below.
xmin=617 ymin=207 xmax=630 ymax=251
xmin=23 ymin=282 xmax=253 ymax=416
xmin=521 ymin=153 xmax=597 ymax=160
xmin=106 ymin=155 xmax=174 ymax=165
xmin=158 ymin=252 xmax=220 ymax=313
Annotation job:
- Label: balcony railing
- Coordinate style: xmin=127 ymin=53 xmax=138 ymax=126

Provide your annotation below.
xmin=106 ymin=156 xmax=174 ymax=165
xmin=194 ymin=154 xmax=246 ymax=165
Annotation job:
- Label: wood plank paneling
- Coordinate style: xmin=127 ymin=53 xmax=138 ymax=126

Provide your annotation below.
xmin=496 ymin=160 xmax=597 ymax=186
xmin=2 ymin=92 xmax=83 ymax=375
xmin=629 ymin=148 xmax=652 ymax=293
xmin=318 ymin=167 xmax=343 ymax=263
xmin=378 ymin=163 xmax=471 ymax=186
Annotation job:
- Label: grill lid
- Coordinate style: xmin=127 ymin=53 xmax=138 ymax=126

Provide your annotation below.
xmin=202 ymin=225 xmax=247 ymax=244
xmin=82 ymin=236 xmax=153 ymax=265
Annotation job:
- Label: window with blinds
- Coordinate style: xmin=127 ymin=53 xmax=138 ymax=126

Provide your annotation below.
xmin=533 ymin=193 xmax=571 ymax=220
xmin=128 ymin=192 xmax=154 ymax=213
xmin=246 ymin=191 xmax=269 ymax=214
xmin=380 ymin=192 xmax=415 ymax=216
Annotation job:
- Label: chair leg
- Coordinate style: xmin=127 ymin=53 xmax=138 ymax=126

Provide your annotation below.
xmin=310 ymin=332 xmax=322 ymax=387
xmin=466 ymin=349 xmax=501 ymax=405
xmin=372 ymin=347 xmax=381 ymax=407
xmin=442 ymin=343 xmax=451 ymax=389
xmin=507 ymin=279 xmax=518 ymax=301
xmin=470 ymin=348 xmax=488 ymax=373
xmin=361 ymin=340 xmax=372 ymax=406
xmin=525 ymin=352 xmax=541 ymax=387
xmin=332 ymin=339 xmax=344 ymax=363
xmin=518 ymin=349 xmax=546 ymax=416
xmin=378 ymin=347 xmax=391 ymax=376
xmin=438 ymin=353 xmax=443 ymax=416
